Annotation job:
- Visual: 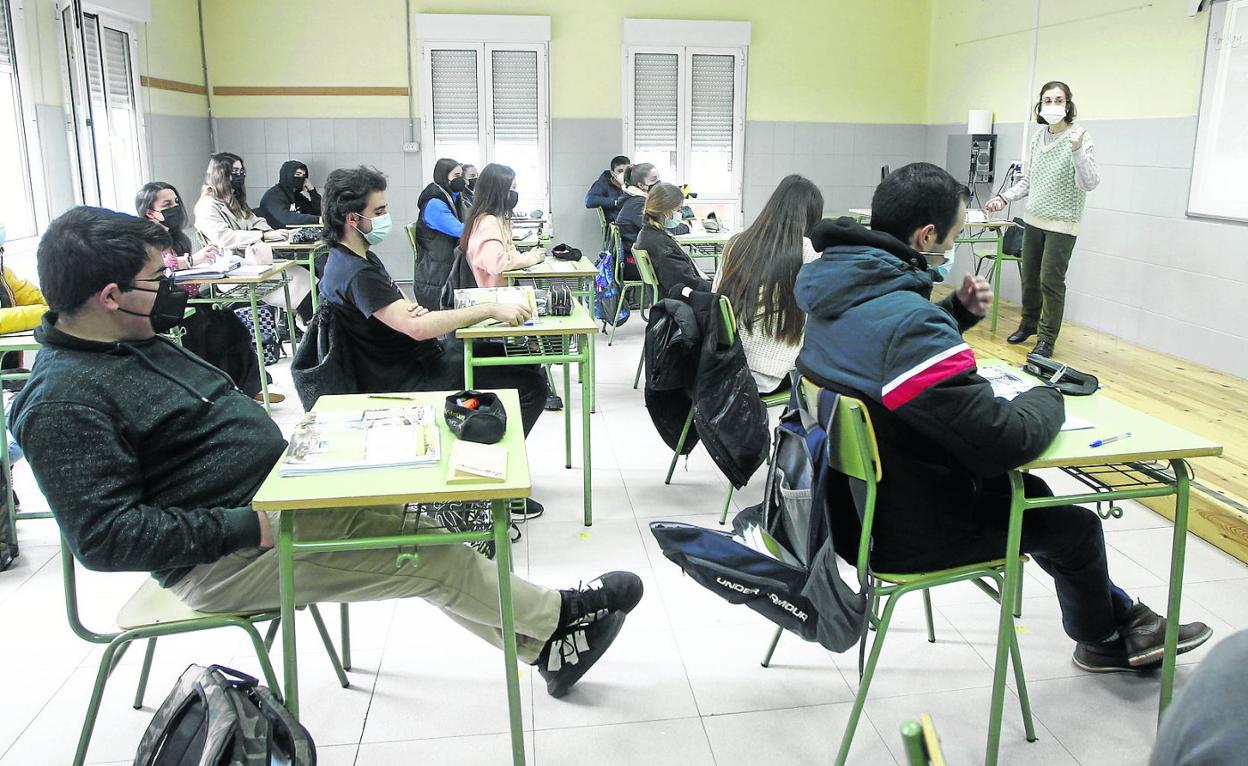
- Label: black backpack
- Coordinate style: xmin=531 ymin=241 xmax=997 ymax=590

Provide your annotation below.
xmin=439 ymin=246 xmax=480 ymax=310
xmin=133 ymin=664 xmax=315 ymax=766
xmin=649 ymin=389 xmax=868 ymax=653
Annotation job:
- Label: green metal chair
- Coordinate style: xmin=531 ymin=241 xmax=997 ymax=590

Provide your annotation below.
xmin=61 ymin=538 xmax=352 ymax=766
xmin=900 ymin=713 xmax=948 ymax=766
xmin=759 ymin=380 xmax=1036 ymax=766
xmin=405 ymin=222 xmax=422 ymax=288
xmin=595 ymin=206 xmax=609 ymax=252
xmin=630 ymin=246 xmax=663 ymax=389
xmin=607 ymin=224 xmax=647 ymax=346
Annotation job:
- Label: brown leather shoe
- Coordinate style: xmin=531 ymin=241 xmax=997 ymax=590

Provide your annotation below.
xmin=251 ymin=391 xmax=286 ymax=404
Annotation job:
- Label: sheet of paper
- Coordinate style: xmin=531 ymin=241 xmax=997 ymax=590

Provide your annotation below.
xmin=1061 ymin=414 xmax=1095 ymax=432
xmin=979 ymin=365 xmax=1038 ymax=401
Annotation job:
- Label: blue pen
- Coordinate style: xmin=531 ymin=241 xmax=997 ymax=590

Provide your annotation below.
xmin=1090 ymin=432 xmax=1131 ymax=448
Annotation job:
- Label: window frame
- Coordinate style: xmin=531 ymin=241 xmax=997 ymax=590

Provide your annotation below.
xmin=54 ymin=0 xmax=148 ymax=211
xmin=623 ymin=44 xmax=747 ymax=223
xmin=416 ymin=39 xmax=551 ymax=214
xmin=1 ymin=0 xmax=51 ymax=244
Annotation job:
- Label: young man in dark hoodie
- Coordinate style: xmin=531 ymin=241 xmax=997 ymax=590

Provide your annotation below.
xmin=584 ymin=154 xmax=630 ymax=222
xmin=795 ymin=162 xmax=1210 ymax=673
xmin=11 ymin=206 xmax=641 ymax=698
xmin=258 ymin=160 xmax=322 ymax=229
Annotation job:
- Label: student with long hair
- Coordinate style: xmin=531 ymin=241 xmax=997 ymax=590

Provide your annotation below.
xmin=636 ymin=182 xmax=709 ymax=296
xmin=984 ymin=81 xmax=1100 ymax=358
xmin=460 ymin=163 xmax=545 ymax=288
xmin=411 ymin=157 xmax=468 ymax=307
xmin=714 ymin=175 xmax=823 ymax=394
xmin=616 ymin=164 xmax=689 ymax=281
xmin=194 ymin=153 xmax=313 ymax=321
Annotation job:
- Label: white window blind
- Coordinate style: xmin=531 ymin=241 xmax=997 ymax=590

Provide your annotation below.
xmin=81 ymin=16 xmax=106 ymax=113
xmin=0 ymin=0 xmax=38 ymax=238
xmin=103 ymin=27 xmax=132 ymax=103
xmin=0 ymin=0 xmax=12 ymax=72
xmin=690 ymin=54 xmax=734 ymax=152
xmin=632 ymin=52 xmax=678 ymax=179
xmin=491 ymin=49 xmax=537 ymax=143
xmin=430 ymin=48 xmax=479 ymax=147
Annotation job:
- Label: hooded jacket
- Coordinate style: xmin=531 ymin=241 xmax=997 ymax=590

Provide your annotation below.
xmin=10 ymin=316 xmax=278 ymax=586
xmin=795 ymin=217 xmax=1064 ymax=569
xmin=411 ymin=182 xmax=464 ymax=308
xmin=0 ymin=265 xmax=48 ymax=334
xmin=258 ymin=160 xmax=322 ymax=228
xmin=585 ymin=170 xmax=626 ymax=220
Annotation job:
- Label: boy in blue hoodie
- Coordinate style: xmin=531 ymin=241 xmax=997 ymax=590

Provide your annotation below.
xmin=795 ymin=162 xmax=1209 ymax=673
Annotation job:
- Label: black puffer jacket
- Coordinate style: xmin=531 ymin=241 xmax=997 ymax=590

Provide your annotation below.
xmin=411 ymin=183 xmax=463 ymax=308
xmin=644 ymin=288 xmax=769 ymax=488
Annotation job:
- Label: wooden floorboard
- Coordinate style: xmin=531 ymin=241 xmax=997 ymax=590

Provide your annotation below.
xmin=942 ymin=288 xmax=1248 ymax=564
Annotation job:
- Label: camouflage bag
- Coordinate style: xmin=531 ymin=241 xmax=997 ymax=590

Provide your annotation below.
xmin=132 ymin=664 xmax=315 ymax=766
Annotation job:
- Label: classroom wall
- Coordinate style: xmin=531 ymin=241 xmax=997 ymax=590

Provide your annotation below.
xmin=198 ymin=0 xmax=933 ymax=277
xmin=925 ymin=0 xmax=1248 ymax=378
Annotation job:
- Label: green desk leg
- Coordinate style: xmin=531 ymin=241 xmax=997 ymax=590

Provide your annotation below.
xmin=1 ymin=364 xmax=15 ymax=550
xmin=984 ymin=470 xmax=1028 ymax=766
xmin=563 ymin=356 xmax=572 ymax=470
xmin=582 ymin=333 xmax=594 ymax=526
xmin=278 ymin=511 xmax=300 ymax=718
xmin=990 ymin=230 xmax=1005 ymax=333
xmin=248 ymin=287 xmax=271 ymax=412
xmin=463 ymin=338 xmax=476 ymax=389
xmin=1160 ymin=459 xmax=1192 ymax=716
xmin=491 ymin=498 xmax=527 ymax=766
xmin=281 ymin=276 xmax=298 ymax=355
xmin=308 ymin=255 xmax=319 ymax=315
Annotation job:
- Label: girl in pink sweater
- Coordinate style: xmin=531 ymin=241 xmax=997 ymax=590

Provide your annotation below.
xmin=459 ymin=164 xmax=545 ymax=287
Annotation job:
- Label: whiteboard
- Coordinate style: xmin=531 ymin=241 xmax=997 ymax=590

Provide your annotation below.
xmin=1189 ymin=0 xmax=1248 ymax=222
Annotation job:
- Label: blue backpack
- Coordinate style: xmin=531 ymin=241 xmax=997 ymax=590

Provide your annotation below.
xmin=592 ymin=249 xmax=628 ymax=330
xmin=649 ymin=388 xmax=868 ymax=652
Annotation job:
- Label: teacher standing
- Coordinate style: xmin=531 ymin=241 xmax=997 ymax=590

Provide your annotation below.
xmin=985 ymin=81 xmax=1100 ymax=358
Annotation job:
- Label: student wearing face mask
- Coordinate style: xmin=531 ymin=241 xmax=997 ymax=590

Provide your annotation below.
xmin=984 ymin=81 xmax=1100 ymax=358
xmin=584 ymin=155 xmax=630 ymax=222
xmin=411 ymin=158 xmax=468 ymax=308
xmin=615 ymin=164 xmax=690 ymax=281
xmin=194 ymin=153 xmax=314 ymax=322
xmin=796 ymin=163 xmax=1209 ymax=675
xmin=461 ymin=164 xmax=479 ymax=208
xmin=461 ymin=163 xmax=545 ymax=288
xmin=636 ymin=182 xmax=710 ymax=296
xmin=257 ymin=160 xmax=322 ymax=229
xmin=137 ymin=182 xmax=275 ymax=403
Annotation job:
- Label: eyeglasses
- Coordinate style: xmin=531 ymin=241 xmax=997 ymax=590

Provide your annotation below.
xmin=230 ymin=168 xmax=247 ymax=177
xmin=134 ymin=267 xmax=175 ymax=283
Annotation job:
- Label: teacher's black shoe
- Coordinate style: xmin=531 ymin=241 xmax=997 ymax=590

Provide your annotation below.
xmin=1031 ymin=340 xmax=1055 ymax=359
xmin=1007 ymin=325 xmax=1036 ymax=345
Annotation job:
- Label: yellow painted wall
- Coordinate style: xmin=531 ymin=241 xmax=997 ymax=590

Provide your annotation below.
xmin=200 ymin=0 xmax=932 ymax=123
xmin=926 ymin=0 xmax=1208 ymax=125
xmin=18 ymin=0 xmax=207 ymax=116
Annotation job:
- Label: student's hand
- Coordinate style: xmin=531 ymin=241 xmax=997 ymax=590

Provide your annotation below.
xmin=958 ymin=274 xmax=994 ymax=317
xmin=303 ymin=177 xmax=315 ymax=193
xmin=1069 ymin=127 xmax=1086 ymax=150
xmin=488 ymin=303 xmax=533 ymax=326
xmin=262 ymin=229 xmax=290 ymax=242
xmin=407 ymin=302 xmax=430 ymax=318
xmin=983 ymin=196 xmax=1007 ymax=214
xmin=255 ymin=511 xmax=274 ymax=549
xmin=193 ymin=245 xmax=219 ymax=265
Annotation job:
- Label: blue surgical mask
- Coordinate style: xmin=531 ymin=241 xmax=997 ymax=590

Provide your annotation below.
xmin=357 ymin=213 xmax=392 ymax=245
xmin=920 ymin=248 xmax=956 ymax=282
xmin=665 ymin=214 xmax=682 ymax=229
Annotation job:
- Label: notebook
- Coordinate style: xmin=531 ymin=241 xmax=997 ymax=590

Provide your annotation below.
xmin=280 ymin=406 xmax=441 ymax=476
xmin=979 ymin=366 xmax=1095 ymax=432
xmin=446 ymin=439 xmax=509 ymax=483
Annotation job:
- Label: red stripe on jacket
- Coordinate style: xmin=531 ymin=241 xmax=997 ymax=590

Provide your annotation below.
xmin=881 ymin=348 xmax=977 ymax=410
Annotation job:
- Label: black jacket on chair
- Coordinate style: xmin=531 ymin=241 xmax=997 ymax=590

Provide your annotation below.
xmin=644 ymin=288 xmax=769 ymax=488
xmin=290 ymin=303 xmax=361 ymax=411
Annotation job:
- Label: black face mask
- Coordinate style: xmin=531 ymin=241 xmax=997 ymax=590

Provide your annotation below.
xmin=505 ymin=190 xmax=519 ymax=212
xmin=118 ymin=276 xmax=190 ymax=335
xmin=160 ymin=205 xmax=185 ymax=232
xmin=230 ymin=173 xmax=246 ymax=192
xmin=465 ymin=176 xmax=477 ymax=190
xmin=448 ymin=177 xmax=467 ymax=194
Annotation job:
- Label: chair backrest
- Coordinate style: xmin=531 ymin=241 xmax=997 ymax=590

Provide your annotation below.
xmin=798 ymin=377 xmax=882 ymax=582
xmin=608 ymin=223 xmax=625 ymax=279
xmin=717 ymin=293 xmax=737 ymax=347
xmin=899 ymin=714 xmax=948 ymax=766
xmin=596 ymin=205 xmax=607 ymax=233
xmin=60 ymin=537 xmax=123 ymax=645
xmin=630 ymin=247 xmax=660 ymax=290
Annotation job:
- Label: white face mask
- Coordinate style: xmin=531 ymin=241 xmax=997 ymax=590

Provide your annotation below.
xmin=1040 ymin=104 xmax=1067 ymax=125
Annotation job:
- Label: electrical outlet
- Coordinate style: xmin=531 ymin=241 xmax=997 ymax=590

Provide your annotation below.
xmin=1009 ymin=160 xmax=1024 ymax=174
xmin=402 ymin=141 xmax=420 ymax=154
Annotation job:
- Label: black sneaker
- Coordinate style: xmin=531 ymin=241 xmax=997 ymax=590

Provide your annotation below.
xmin=537 ymin=610 xmax=626 ymax=698
xmin=1120 ymin=602 xmax=1212 ymax=667
xmin=515 ymin=498 xmax=545 ymax=520
xmin=559 ymin=571 xmax=644 ymax=628
xmin=545 ymin=393 xmax=564 ymax=411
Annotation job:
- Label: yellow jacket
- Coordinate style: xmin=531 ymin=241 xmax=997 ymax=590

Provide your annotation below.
xmin=0 ymin=266 xmax=48 ymax=334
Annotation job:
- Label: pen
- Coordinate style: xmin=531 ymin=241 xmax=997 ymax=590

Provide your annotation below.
xmin=1049 ymin=364 xmax=1069 ymax=384
xmin=1090 ymin=432 xmax=1131 ymax=448
xmin=367 ymin=394 xmax=416 ymax=401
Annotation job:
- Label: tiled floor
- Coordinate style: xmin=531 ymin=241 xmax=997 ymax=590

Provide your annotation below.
xmin=2 ymin=322 xmax=1245 ymax=766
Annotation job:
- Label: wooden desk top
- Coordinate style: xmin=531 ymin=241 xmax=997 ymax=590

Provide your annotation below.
xmin=252 ymin=390 xmax=532 ymax=511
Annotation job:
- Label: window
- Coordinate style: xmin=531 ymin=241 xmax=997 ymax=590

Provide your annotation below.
xmin=1188 ymin=0 xmax=1248 ymax=222
xmin=57 ymin=3 xmax=146 ymax=212
xmin=0 ymin=0 xmax=46 ymax=241
xmin=418 ymin=41 xmax=550 ymax=214
xmin=624 ymin=46 xmax=746 ymax=226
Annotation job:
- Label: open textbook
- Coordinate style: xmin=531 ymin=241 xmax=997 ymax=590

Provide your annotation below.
xmin=280 ymin=405 xmax=441 ymax=476
xmin=979 ymin=366 xmax=1094 ymax=431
